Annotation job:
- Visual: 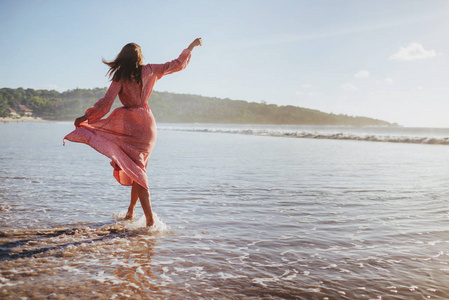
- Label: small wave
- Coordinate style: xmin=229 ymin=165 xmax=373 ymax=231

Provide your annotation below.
xmin=0 ymin=204 xmax=12 ymax=212
xmin=160 ymin=126 xmax=449 ymax=145
xmin=0 ymin=176 xmax=28 ymax=180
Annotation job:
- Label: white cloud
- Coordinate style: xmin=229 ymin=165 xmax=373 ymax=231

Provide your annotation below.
xmin=340 ymin=83 xmax=358 ymax=92
xmin=385 ymin=77 xmax=394 ymax=85
xmin=390 ymin=43 xmax=441 ymax=61
xmin=355 ymin=70 xmax=370 ymax=79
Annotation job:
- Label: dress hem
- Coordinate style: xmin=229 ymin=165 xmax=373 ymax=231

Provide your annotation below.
xmin=63 ymin=125 xmax=149 ymax=190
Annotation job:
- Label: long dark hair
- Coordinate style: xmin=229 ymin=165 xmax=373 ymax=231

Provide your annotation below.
xmin=103 ymin=43 xmax=144 ymax=84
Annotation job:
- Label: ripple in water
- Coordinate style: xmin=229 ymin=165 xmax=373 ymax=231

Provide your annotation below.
xmin=2 ymin=122 xmax=449 ymax=299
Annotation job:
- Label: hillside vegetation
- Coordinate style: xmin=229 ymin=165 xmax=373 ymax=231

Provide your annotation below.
xmin=0 ymin=87 xmax=395 ymax=126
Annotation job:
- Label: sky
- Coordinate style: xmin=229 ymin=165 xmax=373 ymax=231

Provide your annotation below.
xmin=1 ymin=0 xmax=449 ymax=127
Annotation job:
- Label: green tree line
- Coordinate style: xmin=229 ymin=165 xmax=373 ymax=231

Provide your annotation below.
xmin=0 ymin=87 xmax=395 ymax=126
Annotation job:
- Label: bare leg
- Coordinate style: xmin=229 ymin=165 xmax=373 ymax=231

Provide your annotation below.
xmin=133 ymin=182 xmax=154 ymax=227
xmin=126 ymin=184 xmax=139 ymax=219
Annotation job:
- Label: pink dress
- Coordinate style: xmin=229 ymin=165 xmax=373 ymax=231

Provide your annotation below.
xmin=64 ymin=49 xmax=192 ymax=190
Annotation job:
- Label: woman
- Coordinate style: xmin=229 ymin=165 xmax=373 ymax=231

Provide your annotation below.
xmin=64 ymin=38 xmax=202 ymax=227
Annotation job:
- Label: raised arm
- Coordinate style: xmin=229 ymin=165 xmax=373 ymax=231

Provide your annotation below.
xmin=74 ymin=80 xmax=121 ymax=127
xmin=153 ymin=38 xmax=202 ymax=79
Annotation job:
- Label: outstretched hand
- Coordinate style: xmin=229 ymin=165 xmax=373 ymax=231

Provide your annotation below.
xmin=74 ymin=115 xmax=87 ymax=128
xmin=188 ymin=38 xmax=202 ymax=51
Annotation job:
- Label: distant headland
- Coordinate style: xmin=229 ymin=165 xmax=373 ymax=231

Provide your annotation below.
xmin=0 ymin=87 xmax=397 ymax=126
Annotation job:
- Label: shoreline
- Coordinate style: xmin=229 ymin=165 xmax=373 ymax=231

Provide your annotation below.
xmin=1 ymin=118 xmax=445 ymax=130
xmin=0 ymin=117 xmax=397 ymax=127
xmin=0 ymin=117 xmax=46 ymax=123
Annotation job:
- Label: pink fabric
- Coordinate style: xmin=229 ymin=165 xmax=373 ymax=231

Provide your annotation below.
xmin=64 ymin=49 xmax=192 ymax=190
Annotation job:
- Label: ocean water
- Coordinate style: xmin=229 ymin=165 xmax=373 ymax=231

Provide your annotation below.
xmin=1 ymin=122 xmax=449 ymax=299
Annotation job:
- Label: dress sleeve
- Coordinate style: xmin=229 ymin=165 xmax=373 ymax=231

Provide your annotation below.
xmin=152 ymin=49 xmax=192 ymax=79
xmin=84 ymin=80 xmax=121 ymax=123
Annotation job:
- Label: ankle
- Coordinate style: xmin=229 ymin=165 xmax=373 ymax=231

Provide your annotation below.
xmin=146 ymin=215 xmax=154 ymax=227
xmin=125 ymin=208 xmax=134 ymax=219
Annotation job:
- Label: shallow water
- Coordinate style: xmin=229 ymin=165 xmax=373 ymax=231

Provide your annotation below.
xmin=1 ymin=122 xmax=449 ymax=299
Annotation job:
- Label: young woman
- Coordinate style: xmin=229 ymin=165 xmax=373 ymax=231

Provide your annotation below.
xmin=64 ymin=38 xmax=202 ymax=227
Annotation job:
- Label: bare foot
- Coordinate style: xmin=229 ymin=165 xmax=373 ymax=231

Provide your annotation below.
xmin=146 ymin=217 xmax=154 ymax=227
xmin=125 ymin=209 xmax=134 ymax=220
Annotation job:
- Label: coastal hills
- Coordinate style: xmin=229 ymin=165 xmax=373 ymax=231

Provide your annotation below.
xmin=0 ymin=87 xmax=395 ymax=126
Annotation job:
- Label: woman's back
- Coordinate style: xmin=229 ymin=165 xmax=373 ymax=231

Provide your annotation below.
xmin=117 ymin=78 xmax=145 ymax=108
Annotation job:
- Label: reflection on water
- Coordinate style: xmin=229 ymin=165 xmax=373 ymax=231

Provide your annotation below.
xmin=0 ymin=218 xmax=162 ymax=299
xmin=1 ymin=122 xmax=449 ymax=299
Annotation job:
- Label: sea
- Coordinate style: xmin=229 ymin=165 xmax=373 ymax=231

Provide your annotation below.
xmin=1 ymin=122 xmax=449 ymax=299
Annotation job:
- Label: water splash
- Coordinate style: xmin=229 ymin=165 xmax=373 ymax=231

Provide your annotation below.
xmin=113 ymin=211 xmax=170 ymax=233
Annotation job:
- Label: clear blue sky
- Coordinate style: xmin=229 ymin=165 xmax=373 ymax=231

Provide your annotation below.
xmin=1 ymin=0 xmax=449 ymax=127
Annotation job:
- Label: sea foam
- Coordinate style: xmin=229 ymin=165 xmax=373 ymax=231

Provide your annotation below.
xmin=160 ymin=126 xmax=449 ymax=145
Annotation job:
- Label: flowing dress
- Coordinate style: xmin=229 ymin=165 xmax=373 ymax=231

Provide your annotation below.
xmin=63 ymin=49 xmax=191 ymax=190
